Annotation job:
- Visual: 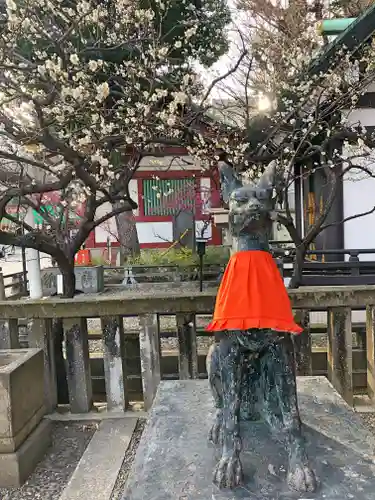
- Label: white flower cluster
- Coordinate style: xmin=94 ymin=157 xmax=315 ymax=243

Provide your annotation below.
xmin=0 ymin=0 xmax=209 ymax=206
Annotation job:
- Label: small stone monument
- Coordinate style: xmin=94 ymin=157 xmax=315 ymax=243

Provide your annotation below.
xmin=0 ymin=349 xmax=51 ymax=487
xmin=41 ymin=265 xmax=104 ymax=295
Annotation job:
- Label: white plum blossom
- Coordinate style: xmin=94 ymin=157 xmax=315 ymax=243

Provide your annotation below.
xmin=96 ymin=82 xmax=110 ymax=101
xmin=0 ymin=0 xmax=225 ymax=260
xmin=69 ymin=54 xmax=80 ymax=66
xmin=88 ymin=60 xmax=98 ymax=72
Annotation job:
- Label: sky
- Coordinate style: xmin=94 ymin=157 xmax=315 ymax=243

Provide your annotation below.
xmin=198 ymin=1 xmax=247 ymax=99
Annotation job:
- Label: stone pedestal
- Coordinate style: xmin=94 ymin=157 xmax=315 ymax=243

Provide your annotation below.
xmin=123 ymin=377 xmax=375 ymax=500
xmin=0 ymin=349 xmax=51 ymax=487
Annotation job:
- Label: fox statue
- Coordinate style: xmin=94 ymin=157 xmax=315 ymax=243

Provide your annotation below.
xmin=206 ymin=159 xmax=318 ymax=492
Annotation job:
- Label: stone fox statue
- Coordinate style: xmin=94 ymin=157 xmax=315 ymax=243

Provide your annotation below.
xmin=205 ymin=160 xmax=317 ymax=492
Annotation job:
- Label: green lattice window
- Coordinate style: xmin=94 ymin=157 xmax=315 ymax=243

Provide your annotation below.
xmin=143 ymin=178 xmax=195 ymax=216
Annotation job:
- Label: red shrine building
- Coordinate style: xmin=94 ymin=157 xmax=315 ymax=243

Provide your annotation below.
xmin=85 ymin=147 xmax=222 ymax=251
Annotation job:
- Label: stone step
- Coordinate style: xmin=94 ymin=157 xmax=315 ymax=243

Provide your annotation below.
xmin=59 ymin=418 xmax=137 ymax=500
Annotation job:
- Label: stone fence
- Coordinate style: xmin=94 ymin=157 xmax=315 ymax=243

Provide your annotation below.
xmin=0 ymin=285 xmax=374 ymax=413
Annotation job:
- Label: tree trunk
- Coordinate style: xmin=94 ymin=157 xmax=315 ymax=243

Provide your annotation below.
xmin=289 ymin=246 xmax=306 ymax=289
xmin=59 ymin=259 xmax=76 ymax=298
xmin=53 ymin=255 xmax=76 ymax=405
xmin=114 ymin=204 xmax=140 ymax=264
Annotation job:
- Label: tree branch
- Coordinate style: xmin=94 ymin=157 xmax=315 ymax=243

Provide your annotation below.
xmin=199 ymin=50 xmax=248 ymax=107
xmin=321 ymin=205 xmax=375 ymax=231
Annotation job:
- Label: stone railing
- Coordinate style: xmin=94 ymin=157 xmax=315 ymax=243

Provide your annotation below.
xmin=0 ymin=285 xmax=374 ymax=413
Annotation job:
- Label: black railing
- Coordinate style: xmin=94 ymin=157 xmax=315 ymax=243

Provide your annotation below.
xmin=270 ymin=246 xmax=375 ymax=286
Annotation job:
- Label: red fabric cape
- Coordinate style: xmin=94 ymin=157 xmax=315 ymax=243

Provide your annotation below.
xmin=206 ymin=250 xmax=303 ymax=334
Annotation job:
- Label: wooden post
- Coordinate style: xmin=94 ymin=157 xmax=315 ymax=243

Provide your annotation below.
xmin=139 ymin=314 xmax=161 ymax=411
xmin=101 ymin=316 xmax=129 ymax=411
xmin=327 ymin=307 xmax=353 ymax=405
xmin=293 ymin=309 xmax=312 ymax=376
xmin=63 ymin=317 xmax=92 ymax=413
xmin=0 ymin=318 xmax=19 ymax=349
xmin=176 ymin=313 xmax=198 ymax=380
xmin=366 ymin=305 xmax=375 ymax=401
xmin=29 ymin=318 xmax=58 ymax=413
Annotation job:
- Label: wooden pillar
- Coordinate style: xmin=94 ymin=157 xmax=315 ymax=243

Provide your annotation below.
xmin=327 ymin=307 xmax=353 ymax=405
xmin=101 ymin=316 xmax=129 ymax=411
xmin=63 ymin=317 xmax=92 ymax=413
xmin=366 ymin=305 xmax=375 ymax=401
xmin=294 ymin=164 xmax=303 ymax=239
xmin=176 ymin=313 xmax=198 ymax=380
xmin=139 ymin=314 xmax=161 ymax=411
xmin=293 ymin=309 xmax=312 ymax=376
xmin=29 ymin=318 xmax=58 ymax=413
xmin=0 ymin=319 xmax=19 ymax=349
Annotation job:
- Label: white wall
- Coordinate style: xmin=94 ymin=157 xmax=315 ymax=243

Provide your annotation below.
xmin=343 ymin=172 xmax=375 ymax=259
xmin=138 ymin=155 xmax=201 ymax=171
xmin=343 ymin=108 xmax=375 ymax=127
xmin=95 ymin=202 xmax=117 ymax=243
xmin=94 ymin=179 xmax=139 ymax=243
xmin=195 ymin=221 xmax=212 ymax=240
xmin=136 ymin=221 xmax=173 ymax=244
xmin=341 ymin=109 xmax=375 ymax=258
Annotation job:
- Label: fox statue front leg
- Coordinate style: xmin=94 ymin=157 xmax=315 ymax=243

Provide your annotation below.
xmin=207 ymin=338 xmax=245 ymax=488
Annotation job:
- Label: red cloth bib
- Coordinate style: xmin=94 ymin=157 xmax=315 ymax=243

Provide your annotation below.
xmin=206 ymin=250 xmax=303 ymax=334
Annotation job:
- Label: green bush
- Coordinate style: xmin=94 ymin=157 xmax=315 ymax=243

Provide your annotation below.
xmin=88 ymin=245 xmax=230 ymax=267
xmin=128 ymin=246 xmax=230 ymax=267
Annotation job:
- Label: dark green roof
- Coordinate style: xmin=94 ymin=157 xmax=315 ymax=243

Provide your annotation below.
xmin=307 ymin=4 xmax=375 ymax=78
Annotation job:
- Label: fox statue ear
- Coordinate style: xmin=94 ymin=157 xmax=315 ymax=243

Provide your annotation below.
xmin=218 ymin=160 xmax=243 ymax=204
xmin=257 ymin=160 xmax=277 ymax=191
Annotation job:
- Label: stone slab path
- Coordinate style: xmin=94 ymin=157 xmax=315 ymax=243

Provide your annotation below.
xmin=59 ymin=418 xmax=137 ymax=500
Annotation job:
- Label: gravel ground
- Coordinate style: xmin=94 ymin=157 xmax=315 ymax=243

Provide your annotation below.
xmin=0 ymin=422 xmax=97 ymax=500
xmin=359 ymin=413 xmax=375 ymax=433
xmin=87 ymin=315 xmax=364 ymax=354
xmin=87 ymin=314 xmax=215 ymax=354
xmin=110 ymin=419 xmax=146 ymax=500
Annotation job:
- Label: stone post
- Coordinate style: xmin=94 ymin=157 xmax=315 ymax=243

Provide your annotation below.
xmin=327 ymin=306 xmax=353 ymax=405
xmin=101 ymin=316 xmax=129 ymax=411
xmin=63 ymin=318 xmax=92 ymax=413
xmin=293 ymin=309 xmax=313 ymax=376
xmin=28 ymin=319 xmax=58 ymax=413
xmin=139 ymin=314 xmax=161 ymax=411
xmin=176 ymin=313 xmax=198 ymax=380
xmin=0 ymin=318 xmax=19 ymax=350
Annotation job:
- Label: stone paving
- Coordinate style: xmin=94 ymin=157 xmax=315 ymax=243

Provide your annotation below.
xmin=124 ymin=379 xmax=375 ymax=500
xmin=0 ymin=411 xmax=375 ymax=499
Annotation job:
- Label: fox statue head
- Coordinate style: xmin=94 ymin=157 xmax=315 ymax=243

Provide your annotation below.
xmin=218 ymin=160 xmax=278 ymax=239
